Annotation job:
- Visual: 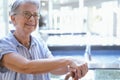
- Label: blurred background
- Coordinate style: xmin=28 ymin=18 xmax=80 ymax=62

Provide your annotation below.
xmin=0 ymin=0 xmax=120 ymax=80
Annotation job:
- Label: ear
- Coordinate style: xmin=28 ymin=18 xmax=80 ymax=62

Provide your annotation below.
xmin=10 ymin=15 xmax=16 ymax=25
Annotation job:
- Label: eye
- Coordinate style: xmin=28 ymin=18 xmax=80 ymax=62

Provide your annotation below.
xmin=23 ymin=12 xmax=32 ymax=19
xmin=22 ymin=11 xmax=40 ymax=19
xmin=33 ymin=13 xmax=40 ymax=19
xmin=34 ymin=13 xmax=39 ymax=17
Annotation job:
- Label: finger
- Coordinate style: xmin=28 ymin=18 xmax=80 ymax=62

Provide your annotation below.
xmin=80 ymin=63 xmax=88 ymax=77
xmin=77 ymin=64 xmax=85 ymax=78
xmin=75 ymin=71 xmax=82 ymax=80
xmin=76 ymin=67 xmax=82 ymax=78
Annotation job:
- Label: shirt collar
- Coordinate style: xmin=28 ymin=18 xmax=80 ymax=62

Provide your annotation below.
xmin=9 ymin=30 xmax=36 ymax=47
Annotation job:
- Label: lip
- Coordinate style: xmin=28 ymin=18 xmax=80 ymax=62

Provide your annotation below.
xmin=25 ymin=23 xmax=35 ymax=27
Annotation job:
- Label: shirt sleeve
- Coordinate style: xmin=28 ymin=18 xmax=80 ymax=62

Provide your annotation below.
xmin=35 ymin=35 xmax=53 ymax=58
xmin=0 ymin=40 xmax=17 ymax=73
xmin=42 ymin=40 xmax=53 ymax=58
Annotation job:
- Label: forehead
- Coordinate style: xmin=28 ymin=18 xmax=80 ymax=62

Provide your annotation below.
xmin=18 ymin=2 xmax=39 ymax=12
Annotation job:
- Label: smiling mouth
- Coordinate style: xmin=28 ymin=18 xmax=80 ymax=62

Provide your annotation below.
xmin=25 ymin=23 xmax=35 ymax=27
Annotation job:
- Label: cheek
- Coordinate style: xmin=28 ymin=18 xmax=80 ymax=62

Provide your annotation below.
xmin=17 ymin=21 xmax=25 ymax=27
xmin=16 ymin=17 xmax=25 ymax=25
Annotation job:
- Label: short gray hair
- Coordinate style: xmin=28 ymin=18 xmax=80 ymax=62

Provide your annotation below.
xmin=9 ymin=0 xmax=40 ymax=16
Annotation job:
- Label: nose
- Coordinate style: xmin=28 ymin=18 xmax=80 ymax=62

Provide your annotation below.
xmin=28 ymin=16 xmax=37 ymax=23
xmin=29 ymin=15 xmax=35 ymax=19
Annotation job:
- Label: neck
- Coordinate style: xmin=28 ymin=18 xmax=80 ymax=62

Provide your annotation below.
xmin=13 ymin=31 xmax=31 ymax=48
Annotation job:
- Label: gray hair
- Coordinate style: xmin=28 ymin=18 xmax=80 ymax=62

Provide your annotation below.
xmin=9 ymin=0 xmax=40 ymax=16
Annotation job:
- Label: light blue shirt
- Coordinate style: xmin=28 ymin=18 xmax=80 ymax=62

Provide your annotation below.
xmin=0 ymin=30 xmax=52 ymax=80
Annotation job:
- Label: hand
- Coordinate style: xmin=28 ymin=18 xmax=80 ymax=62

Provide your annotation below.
xmin=67 ymin=58 xmax=81 ymax=77
xmin=65 ymin=62 xmax=88 ymax=80
xmin=77 ymin=63 xmax=88 ymax=78
xmin=70 ymin=63 xmax=88 ymax=79
xmin=68 ymin=58 xmax=88 ymax=79
xmin=65 ymin=71 xmax=78 ymax=80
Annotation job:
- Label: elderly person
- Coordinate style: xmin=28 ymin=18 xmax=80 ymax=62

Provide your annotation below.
xmin=0 ymin=0 xmax=88 ymax=80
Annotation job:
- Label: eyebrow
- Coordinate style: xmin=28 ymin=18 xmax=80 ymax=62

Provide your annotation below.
xmin=23 ymin=11 xmax=39 ymax=14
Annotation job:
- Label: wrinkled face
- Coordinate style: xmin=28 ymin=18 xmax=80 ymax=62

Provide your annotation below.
xmin=11 ymin=2 xmax=39 ymax=34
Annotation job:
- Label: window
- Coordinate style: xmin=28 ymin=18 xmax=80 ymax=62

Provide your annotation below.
xmin=40 ymin=0 xmax=120 ymax=46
